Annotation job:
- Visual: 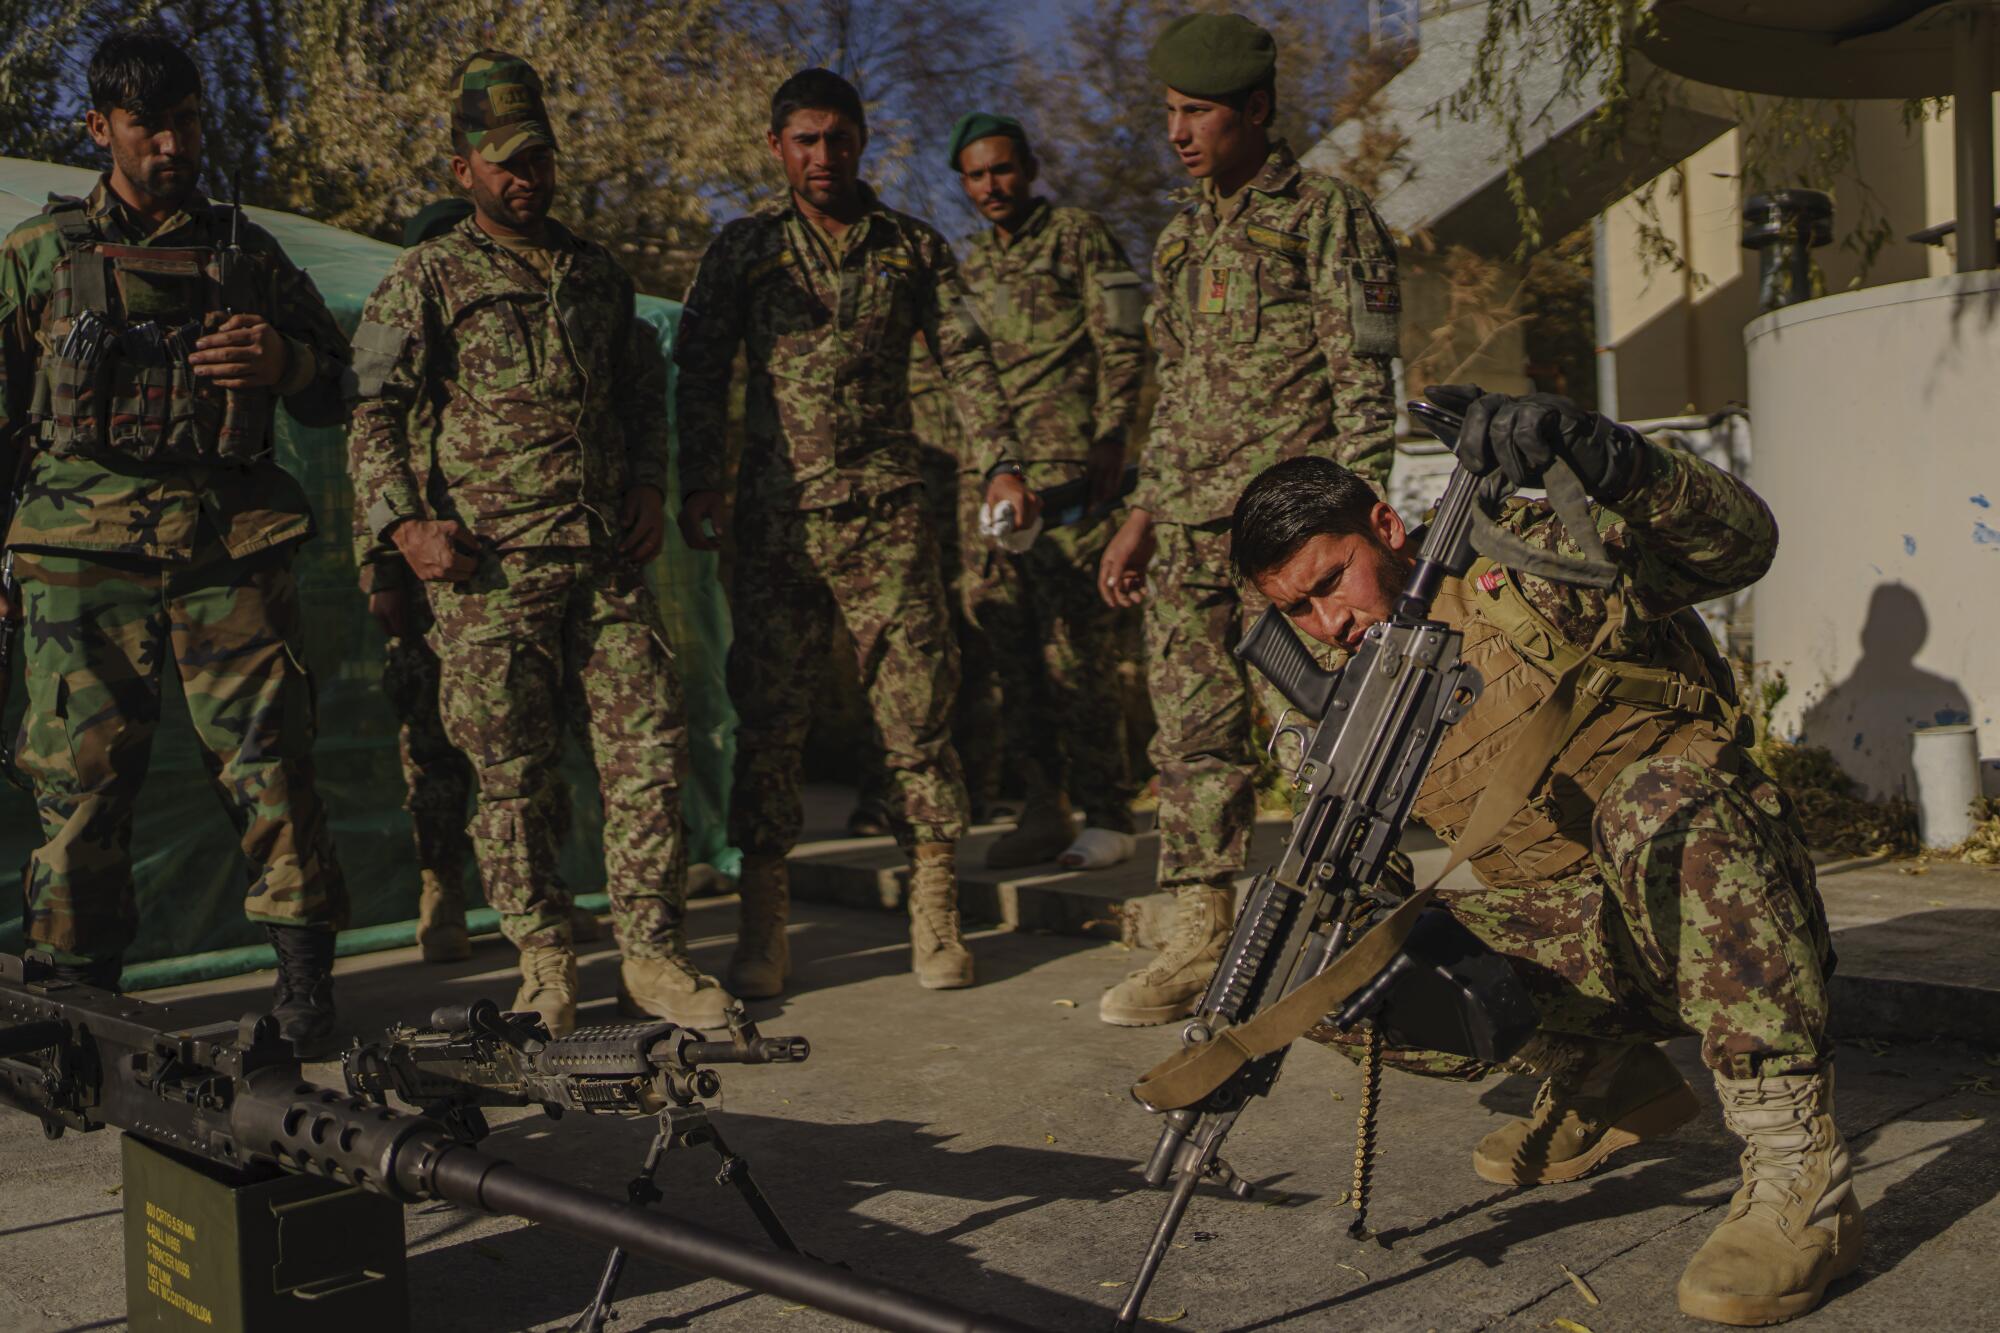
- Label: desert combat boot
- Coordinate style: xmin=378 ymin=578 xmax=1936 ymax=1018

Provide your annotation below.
xmin=513 ymin=926 xmax=579 ymax=1037
xmin=620 ymin=951 xmax=736 ymax=1031
xmin=985 ymin=792 xmax=1076 ymax=869
xmin=416 ymin=869 xmax=472 ymax=963
xmin=727 ymin=853 xmax=792 ymax=998
xmin=1475 ymin=1036 xmax=1701 ymax=1185
xmin=908 ymin=842 xmax=975 ymax=988
xmin=1098 ymin=885 xmax=1234 ymax=1027
xmin=1677 ymin=1068 xmax=1862 ymax=1326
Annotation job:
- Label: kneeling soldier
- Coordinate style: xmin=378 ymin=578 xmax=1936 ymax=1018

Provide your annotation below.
xmin=347 ymin=52 xmax=729 ymax=1035
xmin=1231 ymin=388 xmax=1854 ymax=1327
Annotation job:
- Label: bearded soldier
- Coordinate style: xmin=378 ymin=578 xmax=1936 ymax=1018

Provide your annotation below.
xmin=948 ymin=112 xmax=1146 ymax=872
xmin=675 ymin=68 xmax=1037 ymax=997
xmin=1232 ymin=388 xmax=1854 ymax=1327
xmin=0 ymin=32 xmax=351 ymax=1053
xmin=347 ymin=52 xmax=726 ymax=1035
xmin=1097 ymin=13 xmax=1400 ymax=1026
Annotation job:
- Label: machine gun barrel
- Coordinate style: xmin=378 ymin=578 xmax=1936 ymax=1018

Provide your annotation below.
xmin=0 ymin=957 xmax=1031 ymax=1333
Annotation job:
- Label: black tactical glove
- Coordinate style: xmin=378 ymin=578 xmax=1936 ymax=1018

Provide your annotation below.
xmin=1423 ymin=384 xmax=1646 ymax=501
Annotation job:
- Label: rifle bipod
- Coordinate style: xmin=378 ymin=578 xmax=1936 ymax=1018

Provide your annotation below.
xmin=568 ymin=1101 xmax=802 ymax=1332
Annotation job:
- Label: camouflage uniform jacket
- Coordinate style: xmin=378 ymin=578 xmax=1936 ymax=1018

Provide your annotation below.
xmin=956 ymin=200 xmax=1144 ymax=481
xmin=0 ymin=176 xmax=350 ymax=559
xmin=346 ymin=214 xmax=667 ymax=564
xmin=673 ymin=186 xmax=1021 ymax=510
xmin=1135 ymin=140 xmax=1399 ymax=525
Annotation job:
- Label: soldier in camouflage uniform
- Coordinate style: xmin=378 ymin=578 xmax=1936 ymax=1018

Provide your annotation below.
xmin=948 ymin=113 xmax=1146 ymax=871
xmin=1097 ymin=15 xmax=1401 ymax=1025
xmin=1231 ymin=388 xmax=1854 ymax=1326
xmin=675 ymin=68 xmax=1036 ymax=996
xmin=0 ymin=33 xmax=351 ymax=1054
xmin=346 ymin=52 xmax=727 ymax=1036
xmin=359 ymin=196 xmax=598 ymax=964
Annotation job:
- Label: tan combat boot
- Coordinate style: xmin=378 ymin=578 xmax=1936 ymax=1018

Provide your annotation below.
xmin=513 ymin=931 xmax=578 ymax=1038
xmin=908 ymin=842 xmax=975 ymax=989
xmin=1098 ymin=886 xmax=1234 ymax=1027
xmin=619 ymin=953 xmax=736 ymax=1030
xmin=1475 ymin=1036 xmax=1701 ymax=1185
xmin=416 ymin=870 xmax=471 ymax=963
xmin=1677 ymin=1068 xmax=1862 ymax=1326
xmin=727 ymin=854 xmax=791 ymax=999
xmin=984 ymin=793 xmax=1076 ymax=869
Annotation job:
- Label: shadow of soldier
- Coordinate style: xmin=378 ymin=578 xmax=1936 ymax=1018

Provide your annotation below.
xmin=1799 ymin=582 xmax=1973 ymax=800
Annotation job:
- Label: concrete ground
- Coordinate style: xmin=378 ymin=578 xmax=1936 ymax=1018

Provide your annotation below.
xmin=4 ymin=886 xmax=2000 ymax=1332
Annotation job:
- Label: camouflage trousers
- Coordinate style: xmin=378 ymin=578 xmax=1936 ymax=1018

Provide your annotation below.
xmin=730 ymin=485 xmax=968 ymax=855
xmin=12 ymin=539 xmax=348 ymax=962
xmin=1312 ymin=755 xmax=1834 ymax=1080
xmin=378 ymin=588 xmax=476 ymax=890
xmin=960 ymin=496 xmax=1138 ymax=831
xmin=426 ymin=547 xmax=685 ymax=956
xmin=1144 ymin=521 xmax=1290 ymax=890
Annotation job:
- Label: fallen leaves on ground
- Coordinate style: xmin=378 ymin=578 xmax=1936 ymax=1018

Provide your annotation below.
xmin=1053 ymin=999 xmax=1079 ymax=1008
xmin=1548 ymin=1320 xmax=1595 ymax=1333
xmin=1559 ymin=1263 xmax=1601 ymax=1306
xmin=1146 ymin=1309 xmax=1187 ymax=1324
xmin=1335 ymin=1261 xmax=1369 ymax=1281
xmin=1099 ymin=1280 xmax=1129 ymax=1288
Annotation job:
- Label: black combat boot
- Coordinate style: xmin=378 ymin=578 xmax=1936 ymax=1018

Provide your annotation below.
xmin=48 ymin=955 xmax=123 ymax=991
xmin=266 ymin=925 xmax=338 ymax=1060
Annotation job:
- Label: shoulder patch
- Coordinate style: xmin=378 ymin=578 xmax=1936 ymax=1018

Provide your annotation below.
xmin=1156 ymin=238 xmax=1189 ymax=269
xmin=878 ymin=249 xmax=918 ymax=273
xmin=1246 ymin=223 xmax=1308 ymax=258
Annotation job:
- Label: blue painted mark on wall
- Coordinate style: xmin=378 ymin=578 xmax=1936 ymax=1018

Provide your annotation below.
xmin=1974 ymin=495 xmax=1992 ymax=509
xmin=1977 ymin=520 xmax=2000 ymax=546
xmin=1904 ymin=534 xmax=1917 ymax=555
xmin=1936 ymin=708 xmax=1973 ymax=725
xmin=1853 ymin=732 xmax=1864 ymax=750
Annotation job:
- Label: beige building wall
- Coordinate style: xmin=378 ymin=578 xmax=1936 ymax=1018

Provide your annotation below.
xmin=1597 ymin=104 xmax=1934 ymax=420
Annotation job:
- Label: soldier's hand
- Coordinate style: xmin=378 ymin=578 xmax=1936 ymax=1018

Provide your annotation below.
xmin=190 ymin=313 xmax=289 ymax=389
xmin=0 ymin=587 xmax=14 ymax=623
xmin=984 ymin=472 xmax=1040 ymax=529
xmin=1086 ymin=436 xmax=1126 ymax=510
xmin=679 ymin=490 xmax=728 ymax=552
xmin=368 ymin=586 xmax=411 ymax=638
xmin=392 ymin=519 xmax=481 ymax=583
xmin=1099 ymin=508 xmax=1155 ymax=609
xmin=621 ymin=485 xmax=667 ymax=563
xmin=1430 ymin=384 xmax=1635 ymax=499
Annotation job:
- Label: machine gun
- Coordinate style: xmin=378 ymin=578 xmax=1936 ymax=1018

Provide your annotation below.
xmin=1110 ymin=403 xmax=1623 ymax=1329
xmin=0 ymin=953 xmax=1031 ymax=1333
xmin=345 ymin=998 xmax=811 ymax=1333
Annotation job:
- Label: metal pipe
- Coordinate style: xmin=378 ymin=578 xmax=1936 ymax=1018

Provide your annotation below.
xmin=423 ymin=1146 xmax=1040 ymax=1333
xmin=1954 ymin=7 xmax=1996 ymax=272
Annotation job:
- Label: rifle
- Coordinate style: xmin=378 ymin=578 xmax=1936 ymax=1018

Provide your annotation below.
xmin=0 ymin=953 xmax=1032 ymax=1333
xmin=1110 ymin=402 xmax=1618 ymax=1329
xmin=345 ymin=997 xmax=811 ymax=1333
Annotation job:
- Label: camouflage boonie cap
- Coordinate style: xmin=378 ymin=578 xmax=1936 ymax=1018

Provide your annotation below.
xmin=452 ymin=50 xmax=557 ymax=164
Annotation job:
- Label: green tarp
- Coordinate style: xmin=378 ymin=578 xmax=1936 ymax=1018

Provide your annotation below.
xmin=0 ymin=156 xmax=738 ymax=971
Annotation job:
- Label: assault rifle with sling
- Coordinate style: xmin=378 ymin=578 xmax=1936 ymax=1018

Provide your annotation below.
xmin=345 ymin=998 xmax=810 ymax=1333
xmin=0 ymin=953 xmax=1031 ymax=1333
xmin=1111 ymin=403 xmax=1622 ymax=1330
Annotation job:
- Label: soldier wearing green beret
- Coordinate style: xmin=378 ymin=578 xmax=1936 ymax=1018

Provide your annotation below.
xmin=946 ymin=111 xmax=1147 ymax=871
xmin=1096 ymin=12 xmax=1402 ymax=1027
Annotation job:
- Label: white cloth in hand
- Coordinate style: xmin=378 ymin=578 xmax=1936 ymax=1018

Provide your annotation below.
xmin=979 ymin=500 xmax=1042 ymax=553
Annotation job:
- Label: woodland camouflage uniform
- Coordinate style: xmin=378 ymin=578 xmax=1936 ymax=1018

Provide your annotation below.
xmin=1310 ymin=441 xmax=1834 ymax=1081
xmin=1138 ymin=139 xmax=1400 ymax=897
xmin=955 ymin=201 xmax=1145 ymax=832
xmin=346 ymin=214 xmax=690 ymax=962
xmin=674 ymin=185 xmax=1023 ymax=860
xmin=0 ymin=176 xmax=352 ymax=967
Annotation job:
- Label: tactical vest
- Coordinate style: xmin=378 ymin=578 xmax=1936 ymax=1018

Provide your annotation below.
xmin=29 ymin=197 xmax=274 ymax=467
xmin=1413 ymin=558 xmax=1742 ymax=889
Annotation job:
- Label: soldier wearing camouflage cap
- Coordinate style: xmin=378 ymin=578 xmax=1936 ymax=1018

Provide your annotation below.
xmin=1096 ymin=12 xmax=1403 ymax=1028
xmin=347 ymin=51 xmax=724 ymax=1035
xmin=946 ymin=111 xmax=1147 ymax=871
xmin=1234 ymin=388 xmax=1858 ymax=1326
xmin=0 ymin=31 xmax=353 ymax=1053
xmin=675 ymin=68 xmax=1039 ymax=996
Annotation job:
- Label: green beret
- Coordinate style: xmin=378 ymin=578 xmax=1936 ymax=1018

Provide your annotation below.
xmin=947 ymin=111 xmax=1028 ymax=169
xmin=402 ymin=198 xmax=474 ymax=248
xmin=1148 ymin=13 xmax=1277 ymax=98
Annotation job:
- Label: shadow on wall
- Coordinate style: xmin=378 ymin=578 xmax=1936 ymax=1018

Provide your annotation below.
xmin=1799 ymin=582 xmax=1971 ymax=800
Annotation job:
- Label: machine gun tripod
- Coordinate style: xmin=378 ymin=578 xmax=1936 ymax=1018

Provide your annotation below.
xmin=344 ymin=996 xmax=812 ymax=1332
